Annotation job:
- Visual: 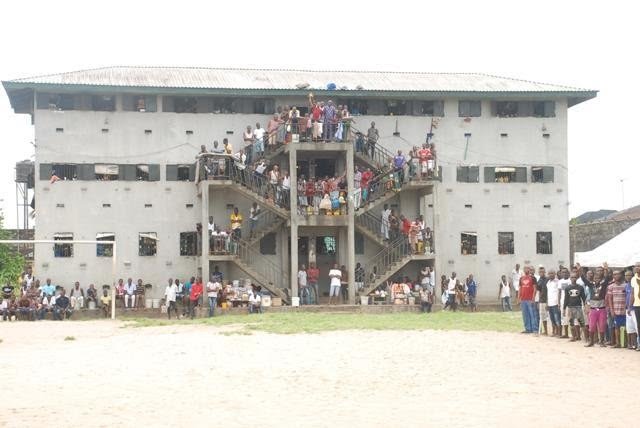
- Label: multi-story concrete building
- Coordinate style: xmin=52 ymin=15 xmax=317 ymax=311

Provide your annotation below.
xmin=3 ymin=67 xmax=596 ymax=303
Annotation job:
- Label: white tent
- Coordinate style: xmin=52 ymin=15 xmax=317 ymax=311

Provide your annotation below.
xmin=574 ymin=221 xmax=640 ymax=267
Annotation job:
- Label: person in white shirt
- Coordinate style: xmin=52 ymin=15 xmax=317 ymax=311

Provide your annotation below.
xmin=445 ymin=273 xmax=459 ymax=311
xmin=281 ymin=171 xmax=291 ymax=207
xmin=381 ymin=204 xmax=391 ymax=240
xmin=298 ymin=265 xmax=309 ymax=305
xmin=249 ymin=203 xmax=260 ymax=239
xmin=511 ymin=264 xmax=522 ymax=299
xmin=253 ymin=122 xmax=266 ymax=158
xmin=353 ymin=167 xmax=362 ymax=209
xmin=124 ymin=278 xmax=136 ymax=309
xmin=206 ymin=279 xmax=221 ymax=317
xmin=248 ymin=285 xmax=262 ymax=314
xmin=164 ymin=278 xmax=178 ymax=320
xmin=558 ymin=268 xmax=572 ymax=339
xmin=498 ymin=275 xmax=512 ymax=311
xmin=328 ymin=264 xmax=342 ymax=305
xmin=546 ymin=269 xmax=562 ymax=337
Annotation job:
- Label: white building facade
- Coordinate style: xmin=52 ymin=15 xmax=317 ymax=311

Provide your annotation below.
xmin=3 ymin=67 xmax=596 ymax=303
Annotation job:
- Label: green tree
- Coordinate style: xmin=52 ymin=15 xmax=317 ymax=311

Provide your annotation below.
xmin=0 ymin=212 xmax=25 ymax=287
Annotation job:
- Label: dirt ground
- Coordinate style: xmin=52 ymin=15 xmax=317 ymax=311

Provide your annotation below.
xmin=0 ymin=320 xmax=637 ymax=428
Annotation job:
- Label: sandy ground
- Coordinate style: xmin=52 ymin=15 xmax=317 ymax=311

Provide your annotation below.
xmin=0 ymin=321 xmax=637 ymax=428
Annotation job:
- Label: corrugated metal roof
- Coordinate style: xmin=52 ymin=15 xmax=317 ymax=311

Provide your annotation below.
xmin=5 ymin=66 xmax=595 ymax=94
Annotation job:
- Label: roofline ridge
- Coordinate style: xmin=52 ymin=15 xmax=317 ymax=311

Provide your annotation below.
xmin=476 ymin=72 xmax=597 ymax=93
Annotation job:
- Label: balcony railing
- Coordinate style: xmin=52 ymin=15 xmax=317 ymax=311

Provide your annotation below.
xmin=196 ymin=153 xmax=290 ymax=210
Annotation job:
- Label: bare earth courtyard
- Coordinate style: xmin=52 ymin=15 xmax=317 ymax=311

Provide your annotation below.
xmin=0 ymin=318 xmax=636 ymax=428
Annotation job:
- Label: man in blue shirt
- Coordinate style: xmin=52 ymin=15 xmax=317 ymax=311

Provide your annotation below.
xmin=466 ymin=274 xmax=478 ymax=312
xmin=42 ymin=278 xmax=56 ymax=297
xmin=393 ymin=150 xmax=406 ymax=188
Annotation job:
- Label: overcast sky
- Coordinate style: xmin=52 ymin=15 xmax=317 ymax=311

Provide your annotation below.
xmin=1 ymin=0 xmax=638 ymax=227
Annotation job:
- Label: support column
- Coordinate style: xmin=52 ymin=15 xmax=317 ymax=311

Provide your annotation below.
xmin=201 ymin=184 xmax=210 ymax=284
xmin=289 ymin=147 xmax=298 ymax=300
xmin=346 ymin=145 xmax=356 ymax=305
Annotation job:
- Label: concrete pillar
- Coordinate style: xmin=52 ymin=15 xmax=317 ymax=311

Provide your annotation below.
xmin=201 ymin=184 xmax=210 ymax=284
xmin=346 ymin=145 xmax=356 ymax=305
xmin=289 ymin=147 xmax=298 ymax=299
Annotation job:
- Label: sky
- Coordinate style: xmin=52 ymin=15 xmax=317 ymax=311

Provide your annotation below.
xmin=0 ymin=0 xmax=638 ymax=227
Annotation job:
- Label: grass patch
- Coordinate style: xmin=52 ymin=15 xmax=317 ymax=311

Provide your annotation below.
xmin=123 ymin=311 xmax=522 ymax=334
xmin=64 ymin=336 xmax=76 ymax=341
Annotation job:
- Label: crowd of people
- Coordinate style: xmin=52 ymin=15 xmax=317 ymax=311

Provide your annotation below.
xmin=378 ymin=204 xmax=434 ymax=254
xmin=513 ymin=262 xmax=640 ymax=350
xmin=1 ymin=270 xmax=114 ymax=321
xmin=161 ymin=269 xmax=264 ymax=320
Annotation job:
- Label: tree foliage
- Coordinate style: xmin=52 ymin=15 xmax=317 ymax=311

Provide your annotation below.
xmin=0 ymin=213 xmax=25 ymax=286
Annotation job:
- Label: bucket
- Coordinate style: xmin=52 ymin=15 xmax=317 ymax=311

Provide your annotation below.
xmin=88 ymin=301 xmax=96 ymax=310
xmin=262 ymin=295 xmax=272 ymax=307
xmin=152 ymin=299 xmax=160 ymax=309
xmin=291 ymin=297 xmax=300 ymax=307
xmin=360 ymin=295 xmax=369 ymax=306
xmin=145 ymin=298 xmax=153 ymax=309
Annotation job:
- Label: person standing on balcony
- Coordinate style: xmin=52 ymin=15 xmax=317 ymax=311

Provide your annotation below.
xmin=223 ymin=138 xmax=233 ymax=155
xmin=230 ymin=207 xmax=243 ymax=241
xmin=393 ymin=150 xmax=406 ymax=188
xmin=353 ymin=167 xmax=362 ymax=209
xmin=311 ymin=101 xmax=323 ymax=142
xmin=267 ymin=114 xmax=281 ymax=150
xmin=249 ymin=202 xmax=260 ymax=239
xmin=281 ymin=171 xmax=291 ymax=208
xmin=388 ymin=210 xmax=400 ymax=241
xmin=243 ymin=125 xmax=253 ymax=151
xmin=418 ymin=144 xmax=430 ymax=179
xmin=381 ymin=204 xmax=391 ymax=241
xmin=367 ymin=122 xmax=379 ymax=158
xmin=323 ymin=101 xmax=336 ymax=141
xmin=361 ymin=167 xmax=373 ymax=206
xmin=253 ymin=123 xmax=265 ymax=159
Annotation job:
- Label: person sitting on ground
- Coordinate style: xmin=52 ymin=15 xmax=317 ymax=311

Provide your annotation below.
xmin=124 ymin=278 xmax=136 ymax=310
xmin=18 ymin=294 xmax=35 ymax=321
xmin=37 ymin=294 xmax=53 ymax=320
xmin=1 ymin=297 xmax=17 ymax=321
xmin=54 ymin=289 xmax=72 ymax=320
xmin=100 ymin=289 xmax=111 ymax=318
xmin=86 ymin=284 xmax=99 ymax=308
xmin=115 ymin=278 xmax=125 ymax=308
xmin=248 ymin=285 xmax=262 ymax=314
xmin=69 ymin=281 xmax=84 ymax=310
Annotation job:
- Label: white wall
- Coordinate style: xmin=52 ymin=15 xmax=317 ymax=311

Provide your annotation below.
xmin=31 ymin=95 xmax=570 ymax=302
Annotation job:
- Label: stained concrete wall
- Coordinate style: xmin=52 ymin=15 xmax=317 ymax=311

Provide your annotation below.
xmin=31 ymin=94 xmax=571 ymax=301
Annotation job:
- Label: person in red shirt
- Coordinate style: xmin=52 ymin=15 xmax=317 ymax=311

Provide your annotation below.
xmin=400 ymin=215 xmax=411 ymax=236
xmin=307 ymin=262 xmax=320 ymax=304
xmin=519 ymin=267 xmax=537 ymax=333
xmin=189 ymin=277 xmax=204 ymax=319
